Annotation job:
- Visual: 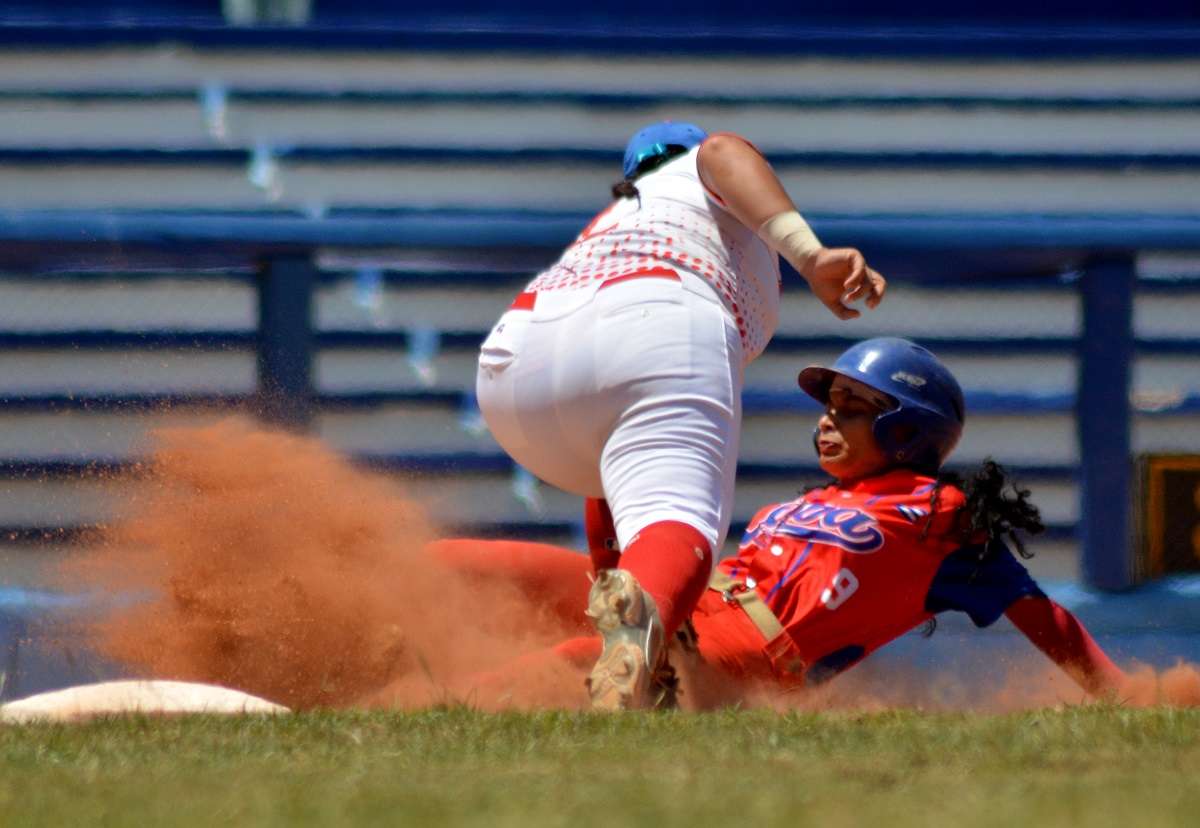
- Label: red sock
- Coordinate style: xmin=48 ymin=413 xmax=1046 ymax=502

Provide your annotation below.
xmin=585 ymin=497 xmax=621 ymax=573
xmin=618 ymin=520 xmax=713 ymax=637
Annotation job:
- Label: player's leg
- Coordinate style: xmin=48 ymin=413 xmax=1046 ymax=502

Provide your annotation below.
xmin=459 ymin=594 xmax=781 ymax=711
xmin=602 ymin=281 xmax=741 ymax=634
xmin=429 ymin=538 xmax=594 ymax=633
xmin=688 ymin=590 xmax=778 ymax=680
xmin=475 ymin=296 xmax=614 ymax=499
xmin=588 ymin=282 xmax=743 ymax=709
xmin=477 ymin=277 xmax=742 ymax=708
xmin=585 ymin=497 xmax=620 ymax=572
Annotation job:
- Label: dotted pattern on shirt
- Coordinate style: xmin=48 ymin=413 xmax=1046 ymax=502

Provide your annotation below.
xmin=525 ymin=199 xmax=778 ymax=359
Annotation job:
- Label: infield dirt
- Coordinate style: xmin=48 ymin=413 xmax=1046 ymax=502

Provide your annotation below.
xmin=58 ymin=418 xmax=1200 ymax=712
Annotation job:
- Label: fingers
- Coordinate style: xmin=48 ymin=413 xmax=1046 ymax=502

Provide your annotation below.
xmin=827 ymin=298 xmax=860 ymax=320
xmin=809 ymin=247 xmax=883 ymax=320
xmin=865 ymin=268 xmax=886 ymax=308
xmin=838 ymin=250 xmax=886 ymax=311
xmin=840 ymin=252 xmax=868 ymax=302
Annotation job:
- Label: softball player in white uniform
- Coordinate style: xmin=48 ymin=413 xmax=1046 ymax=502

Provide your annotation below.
xmin=476 ymin=122 xmax=886 ymax=709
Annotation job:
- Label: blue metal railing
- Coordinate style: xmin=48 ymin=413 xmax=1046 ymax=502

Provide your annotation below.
xmin=4 ymin=147 xmax=1198 ymax=171
xmin=1 ymin=209 xmax=1199 ymax=588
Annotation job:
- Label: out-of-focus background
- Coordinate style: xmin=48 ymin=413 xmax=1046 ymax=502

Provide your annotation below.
xmin=2 ymin=0 xmax=1200 ymax=701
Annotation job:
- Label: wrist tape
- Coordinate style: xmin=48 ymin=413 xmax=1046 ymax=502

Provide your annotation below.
xmin=758 ymin=211 xmax=823 ymax=273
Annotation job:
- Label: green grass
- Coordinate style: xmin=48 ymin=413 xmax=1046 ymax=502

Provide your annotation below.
xmin=1 ymin=707 xmax=1198 ymax=827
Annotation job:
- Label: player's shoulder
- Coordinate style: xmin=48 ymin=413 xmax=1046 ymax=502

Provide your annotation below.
xmin=697 ymin=131 xmax=765 ymax=160
xmin=838 ymin=470 xmax=961 ymax=504
xmin=837 ymin=470 xmax=965 ymax=533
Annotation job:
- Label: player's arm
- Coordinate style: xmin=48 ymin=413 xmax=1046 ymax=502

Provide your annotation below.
xmin=695 ymin=132 xmax=885 ymax=320
xmin=1004 ymin=596 xmax=1126 ymax=697
xmin=926 ymin=540 xmax=1126 ymax=698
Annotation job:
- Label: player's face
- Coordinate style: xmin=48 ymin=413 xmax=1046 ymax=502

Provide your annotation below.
xmin=816 ymin=376 xmax=894 ymax=482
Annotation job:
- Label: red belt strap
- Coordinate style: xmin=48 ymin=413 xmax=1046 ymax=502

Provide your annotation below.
xmin=510 ymin=291 xmax=537 ymax=310
xmin=509 ymin=267 xmax=680 ymax=311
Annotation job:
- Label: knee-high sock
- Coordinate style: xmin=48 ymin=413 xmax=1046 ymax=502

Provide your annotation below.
xmin=618 ymin=520 xmax=713 ymax=637
xmin=585 ymin=497 xmax=621 ymax=573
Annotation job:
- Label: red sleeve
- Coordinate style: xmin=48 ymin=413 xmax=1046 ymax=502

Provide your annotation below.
xmin=1004 ymin=596 xmax=1126 ymax=697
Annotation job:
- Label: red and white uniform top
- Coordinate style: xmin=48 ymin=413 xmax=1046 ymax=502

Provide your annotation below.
xmin=523 ymin=145 xmax=782 ymax=363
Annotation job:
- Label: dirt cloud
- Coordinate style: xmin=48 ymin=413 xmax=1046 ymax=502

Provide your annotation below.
xmin=61 ymin=418 xmax=1200 ymax=713
xmin=64 ymin=418 xmax=578 ymax=710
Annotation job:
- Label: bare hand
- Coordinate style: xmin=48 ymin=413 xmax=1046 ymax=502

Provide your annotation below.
xmin=801 ymin=247 xmax=886 ymax=320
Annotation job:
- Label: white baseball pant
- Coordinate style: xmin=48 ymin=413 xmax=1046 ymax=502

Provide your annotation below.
xmin=475 ymin=274 xmax=742 ymax=554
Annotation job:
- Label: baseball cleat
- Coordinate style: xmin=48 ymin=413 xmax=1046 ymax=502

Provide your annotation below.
xmin=584 ymin=569 xmax=667 ymax=711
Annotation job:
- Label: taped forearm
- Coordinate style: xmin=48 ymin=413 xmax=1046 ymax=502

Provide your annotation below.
xmin=1004 ymin=596 xmax=1126 ymax=696
xmin=758 ymin=211 xmax=824 ymax=278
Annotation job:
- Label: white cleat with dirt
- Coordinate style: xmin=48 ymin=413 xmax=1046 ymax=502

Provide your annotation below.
xmin=585 ymin=569 xmax=666 ymax=711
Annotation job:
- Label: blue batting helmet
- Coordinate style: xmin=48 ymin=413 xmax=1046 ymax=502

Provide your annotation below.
xmin=622 ymin=121 xmax=708 ymax=180
xmin=797 ymin=337 xmax=965 ymax=473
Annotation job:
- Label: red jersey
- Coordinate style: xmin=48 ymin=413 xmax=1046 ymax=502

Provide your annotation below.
xmin=713 ymin=469 xmax=969 ymax=678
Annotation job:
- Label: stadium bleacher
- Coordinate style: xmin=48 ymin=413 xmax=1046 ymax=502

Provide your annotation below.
xmin=2 ymin=2 xmax=1200 ymax=697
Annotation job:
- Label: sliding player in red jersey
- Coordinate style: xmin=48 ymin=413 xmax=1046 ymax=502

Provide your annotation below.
xmin=437 ymin=337 xmax=1125 ymax=705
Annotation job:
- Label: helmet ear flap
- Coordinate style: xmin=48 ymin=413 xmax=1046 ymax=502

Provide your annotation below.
xmin=874 ymin=408 xmax=959 ymax=473
xmin=873 ymin=409 xmax=933 ymax=471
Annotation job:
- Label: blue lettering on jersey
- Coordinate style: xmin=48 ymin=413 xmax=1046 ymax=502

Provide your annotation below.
xmin=744 ymin=500 xmax=885 ymax=555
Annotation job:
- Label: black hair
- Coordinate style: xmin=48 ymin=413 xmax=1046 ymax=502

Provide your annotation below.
xmin=916 ymin=459 xmax=1044 ymax=637
xmin=925 ymin=459 xmax=1045 ymax=556
xmin=610 ymin=143 xmax=692 ymax=201
xmin=611 ymin=179 xmax=641 ymax=200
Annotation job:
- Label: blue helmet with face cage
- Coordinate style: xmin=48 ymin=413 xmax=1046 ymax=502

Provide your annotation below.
xmin=797 ymin=337 xmax=965 ymax=473
xmin=621 ymin=121 xmax=708 ymax=180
